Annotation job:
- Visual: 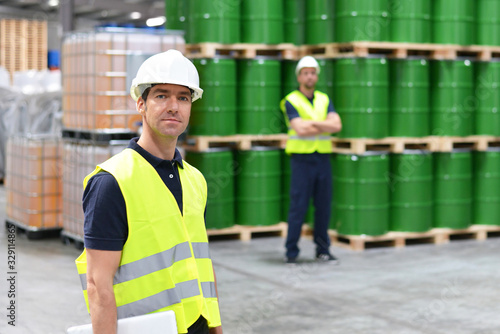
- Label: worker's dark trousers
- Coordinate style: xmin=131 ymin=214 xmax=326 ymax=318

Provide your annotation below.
xmin=285 ymin=152 xmax=332 ymax=259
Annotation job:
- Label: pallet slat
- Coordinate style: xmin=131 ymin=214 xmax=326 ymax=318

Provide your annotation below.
xmin=327 ymin=225 xmax=500 ymax=251
xmin=207 ymin=223 xmax=288 ymax=241
xmin=185 ymin=134 xmax=288 ymax=151
xmin=300 ymin=41 xmax=500 ymax=60
xmin=185 ymin=43 xmax=298 ymax=59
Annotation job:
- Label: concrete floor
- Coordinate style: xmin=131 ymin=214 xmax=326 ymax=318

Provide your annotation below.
xmin=1 ymin=184 xmax=500 ymax=334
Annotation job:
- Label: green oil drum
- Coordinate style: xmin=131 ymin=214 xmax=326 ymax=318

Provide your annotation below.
xmin=165 ymin=0 xmax=187 ymax=31
xmin=188 ymin=0 xmax=240 ymax=43
xmin=475 ymin=61 xmax=500 ymax=136
xmin=332 ymin=152 xmax=390 ymax=236
xmin=473 ymin=149 xmax=500 ymax=225
xmin=389 ymin=150 xmax=433 ymax=232
xmin=281 ymin=60 xmax=299 ymax=97
xmin=432 ymin=0 xmax=475 ymax=45
xmin=334 ymin=58 xmax=389 ymax=138
xmin=305 ymin=0 xmax=335 ymax=44
xmin=335 ymin=0 xmax=390 ymax=42
xmin=238 ymin=58 xmax=283 ymax=135
xmin=430 ymin=60 xmax=474 ymax=137
xmin=236 ymin=147 xmax=282 ymax=226
xmin=477 ymin=0 xmax=500 ymax=46
xmin=433 ymin=150 xmax=472 ymax=229
xmin=284 ymin=0 xmax=305 ymax=45
xmin=389 ymin=0 xmax=431 ymax=43
xmin=185 ymin=148 xmax=235 ymax=229
xmin=241 ymin=0 xmax=284 ymax=44
xmin=389 ymin=59 xmax=430 ymax=137
xmin=316 ymin=59 xmax=335 ymax=100
xmin=190 ymin=58 xmax=237 ymax=136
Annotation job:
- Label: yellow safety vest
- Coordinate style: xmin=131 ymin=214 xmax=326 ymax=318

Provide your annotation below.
xmin=75 ymin=148 xmax=221 ymax=333
xmin=281 ymin=90 xmax=333 ymax=154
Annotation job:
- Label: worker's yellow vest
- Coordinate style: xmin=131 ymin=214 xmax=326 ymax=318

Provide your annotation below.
xmin=75 ymin=148 xmax=221 ymax=333
xmin=281 ymin=90 xmax=333 ymax=154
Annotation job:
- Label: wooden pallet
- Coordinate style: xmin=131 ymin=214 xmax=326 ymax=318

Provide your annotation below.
xmin=185 ymin=134 xmax=288 ymax=151
xmin=329 ymin=225 xmax=500 ymax=251
xmin=61 ymin=230 xmax=84 ymax=250
xmin=5 ymin=219 xmax=62 ymax=240
xmin=185 ymin=43 xmax=298 ymax=59
xmin=332 ymin=136 xmax=440 ymax=155
xmin=435 ymin=136 xmax=500 ymax=152
xmin=207 ymin=223 xmax=288 ymax=241
xmin=0 ymin=19 xmax=47 ymax=79
xmin=62 ymin=128 xmax=137 ymax=144
xmin=300 ymin=41 xmax=500 ymax=60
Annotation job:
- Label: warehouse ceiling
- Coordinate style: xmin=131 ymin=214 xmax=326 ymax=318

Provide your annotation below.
xmin=0 ymin=0 xmax=166 ymax=26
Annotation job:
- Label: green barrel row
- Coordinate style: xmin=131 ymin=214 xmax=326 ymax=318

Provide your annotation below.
xmin=185 ymin=147 xmax=283 ymax=228
xmin=185 ymin=148 xmax=500 ymax=231
xmin=167 ymin=0 xmax=500 ymax=46
xmin=190 ymin=57 xmax=285 ymax=136
xmin=331 ymin=149 xmax=500 ymax=236
xmin=191 ymin=57 xmax=500 ymax=138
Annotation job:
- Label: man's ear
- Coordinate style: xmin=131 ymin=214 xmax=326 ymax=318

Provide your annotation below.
xmin=136 ymin=97 xmax=146 ymax=115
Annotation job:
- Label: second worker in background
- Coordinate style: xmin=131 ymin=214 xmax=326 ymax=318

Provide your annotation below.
xmin=281 ymin=56 xmax=342 ymax=265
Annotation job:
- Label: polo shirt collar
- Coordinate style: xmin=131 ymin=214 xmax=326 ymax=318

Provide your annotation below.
xmin=128 ymin=137 xmax=184 ymax=169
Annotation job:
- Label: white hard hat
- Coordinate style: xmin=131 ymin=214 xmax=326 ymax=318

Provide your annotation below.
xmin=130 ymin=49 xmax=203 ymax=102
xmin=295 ymin=56 xmax=321 ymax=76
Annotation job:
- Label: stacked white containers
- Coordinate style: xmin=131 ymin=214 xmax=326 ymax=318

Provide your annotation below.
xmin=61 ymin=28 xmax=185 ymax=243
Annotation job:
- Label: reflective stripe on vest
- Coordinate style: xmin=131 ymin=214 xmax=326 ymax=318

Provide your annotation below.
xmin=78 ymin=242 xmax=211 ymax=290
xmin=281 ymin=90 xmax=333 ymax=154
xmin=75 ymin=148 xmax=221 ymax=332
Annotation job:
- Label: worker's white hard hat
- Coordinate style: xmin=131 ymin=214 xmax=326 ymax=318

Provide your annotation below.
xmin=130 ymin=49 xmax=203 ymax=102
xmin=295 ymin=56 xmax=321 ymax=76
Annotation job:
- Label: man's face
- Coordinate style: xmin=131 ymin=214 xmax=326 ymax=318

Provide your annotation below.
xmin=297 ymin=67 xmax=318 ymax=90
xmin=137 ymin=83 xmax=192 ymax=139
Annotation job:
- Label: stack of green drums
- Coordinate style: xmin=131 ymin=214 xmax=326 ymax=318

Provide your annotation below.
xmin=185 ymin=148 xmax=235 ymax=229
xmin=190 ymin=58 xmax=237 ymax=136
xmin=389 ymin=0 xmax=431 ymax=43
xmin=305 ymin=0 xmax=335 ymax=44
xmin=475 ymin=61 xmax=500 ymax=136
xmin=390 ymin=151 xmax=433 ymax=232
xmin=476 ymin=0 xmax=500 ymax=46
xmin=165 ymin=0 xmax=187 ymax=31
xmin=241 ymin=0 xmax=283 ymax=44
xmin=430 ymin=60 xmax=474 ymax=137
xmin=316 ymin=59 xmax=335 ymax=100
xmin=335 ymin=0 xmax=390 ymax=42
xmin=432 ymin=0 xmax=475 ymax=45
xmin=236 ymin=148 xmax=282 ymax=226
xmin=433 ymin=150 xmax=473 ymax=229
xmin=389 ymin=59 xmax=430 ymax=137
xmin=238 ymin=58 xmax=283 ymax=135
xmin=334 ymin=57 xmax=389 ymax=138
xmin=284 ymin=0 xmax=305 ymax=45
xmin=281 ymin=60 xmax=299 ymax=97
xmin=187 ymin=0 xmax=240 ymax=43
xmin=473 ymin=149 xmax=500 ymax=226
xmin=332 ymin=152 xmax=390 ymax=236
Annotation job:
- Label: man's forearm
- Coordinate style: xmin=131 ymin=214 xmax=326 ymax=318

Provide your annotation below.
xmin=88 ymin=286 xmax=118 ymax=334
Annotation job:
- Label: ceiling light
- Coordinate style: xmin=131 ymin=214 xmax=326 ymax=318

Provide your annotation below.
xmin=130 ymin=12 xmax=142 ymax=20
xmin=146 ymin=16 xmax=166 ymax=27
xmin=47 ymin=0 xmax=59 ymax=7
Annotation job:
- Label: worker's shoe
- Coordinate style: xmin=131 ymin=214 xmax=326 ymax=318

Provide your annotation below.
xmin=316 ymin=253 xmax=339 ymax=265
xmin=285 ymin=257 xmax=297 ymax=265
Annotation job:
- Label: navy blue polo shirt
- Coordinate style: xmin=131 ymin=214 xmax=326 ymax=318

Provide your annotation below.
xmin=285 ymin=90 xmax=336 ymax=121
xmin=82 ymin=137 xmax=186 ymax=251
